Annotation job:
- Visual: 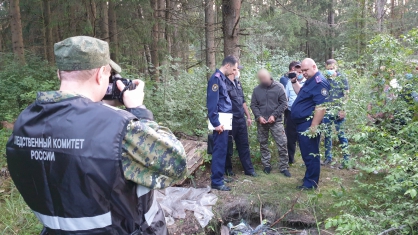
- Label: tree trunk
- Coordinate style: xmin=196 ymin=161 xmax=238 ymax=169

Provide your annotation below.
xmin=88 ymin=0 xmax=97 ymax=37
xmin=327 ymin=0 xmax=335 ymax=59
xmin=376 ymin=0 xmax=386 ymax=32
xmin=70 ymin=2 xmax=77 ymax=36
xmin=360 ymin=0 xmax=367 ymax=55
xmin=222 ymin=0 xmax=241 ymax=57
xmin=99 ymin=0 xmax=109 ymax=42
xmin=390 ymin=0 xmax=395 ymax=34
xmin=205 ymin=0 xmax=216 ymax=79
xmin=305 ymin=0 xmax=311 ymax=58
xmin=43 ymin=0 xmax=54 ymax=63
xmin=10 ymin=0 xmax=25 ymax=63
xmin=171 ymin=1 xmax=180 ymax=60
xmin=165 ymin=0 xmax=172 ymax=56
xmin=157 ymin=0 xmax=166 ymax=42
xmin=150 ymin=0 xmax=160 ymax=80
xmin=108 ymin=0 xmax=119 ymax=62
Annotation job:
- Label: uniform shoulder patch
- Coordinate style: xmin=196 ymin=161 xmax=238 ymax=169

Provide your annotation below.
xmin=212 ymin=84 xmax=219 ymax=92
xmin=321 ymin=88 xmax=329 ymax=96
xmin=315 ymin=76 xmax=322 ymax=83
xmin=214 ymin=72 xmax=221 ymax=78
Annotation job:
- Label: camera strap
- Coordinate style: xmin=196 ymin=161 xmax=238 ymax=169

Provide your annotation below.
xmin=118 ymin=82 xmax=134 ymax=103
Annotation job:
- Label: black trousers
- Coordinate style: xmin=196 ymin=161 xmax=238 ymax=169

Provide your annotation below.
xmin=225 ymin=116 xmax=255 ymax=175
xmin=284 ymin=109 xmax=298 ymax=164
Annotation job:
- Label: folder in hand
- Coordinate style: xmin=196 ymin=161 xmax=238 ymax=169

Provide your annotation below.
xmin=208 ymin=113 xmax=233 ymax=130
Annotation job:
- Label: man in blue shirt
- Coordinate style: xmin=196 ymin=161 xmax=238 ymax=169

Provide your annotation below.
xmin=322 ymin=59 xmax=350 ymax=168
xmin=284 ymin=66 xmax=306 ymax=164
xmin=224 ymin=67 xmax=257 ymax=177
xmin=207 ymin=55 xmax=238 ymax=191
xmin=291 ymin=58 xmax=330 ymax=189
xmin=279 ymin=61 xmax=302 ymax=87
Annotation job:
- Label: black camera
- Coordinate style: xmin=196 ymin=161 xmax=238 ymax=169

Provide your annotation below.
xmin=103 ymin=73 xmax=137 ymax=104
xmin=288 ymin=72 xmax=297 ymax=79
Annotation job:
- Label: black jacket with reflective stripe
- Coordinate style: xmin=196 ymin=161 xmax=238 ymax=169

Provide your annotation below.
xmin=6 ymin=96 xmax=147 ymax=234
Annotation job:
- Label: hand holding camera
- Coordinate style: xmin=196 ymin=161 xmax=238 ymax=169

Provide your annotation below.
xmin=117 ymin=79 xmax=144 ymax=108
xmin=103 ymin=74 xmax=145 ymax=108
xmin=288 ymin=72 xmax=297 ymax=83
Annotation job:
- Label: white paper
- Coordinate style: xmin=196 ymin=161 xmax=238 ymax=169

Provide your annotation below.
xmin=208 ymin=113 xmax=233 ymax=130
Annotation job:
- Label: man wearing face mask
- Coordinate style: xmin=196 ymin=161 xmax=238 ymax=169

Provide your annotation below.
xmin=284 ymin=63 xmax=306 ymax=164
xmin=322 ymin=59 xmax=350 ymax=168
xmin=250 ymin=69 xmax=291 ymax=177
xmin=224 ymin=66 xmax=257 ymax=177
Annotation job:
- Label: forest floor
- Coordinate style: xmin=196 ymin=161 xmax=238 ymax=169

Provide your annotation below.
xmin=167 ymin=148 xmax=377 ymax=235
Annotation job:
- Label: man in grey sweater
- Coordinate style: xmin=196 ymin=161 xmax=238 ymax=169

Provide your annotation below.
xmin=250 ymin=69 xmax=291 ymax=177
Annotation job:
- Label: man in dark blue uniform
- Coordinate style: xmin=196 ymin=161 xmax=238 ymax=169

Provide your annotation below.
xmin=224 ymin=66 xmax=257 ymax=177
xmin=291 ymin=58 xmax=330 ymax=189
xmin=207 ymin=55 xmax=238 ymax=191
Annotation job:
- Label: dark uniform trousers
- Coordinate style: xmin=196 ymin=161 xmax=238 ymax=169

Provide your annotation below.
xmin=297 ymin=120 xmax=321 ymax=188
xmin=211 ymin=130 xmax=229 ymax=186
xmin=284 ymin=109 xmax=298 ymax=164
xmin=225 ymin=116 xmax=255 ymax=175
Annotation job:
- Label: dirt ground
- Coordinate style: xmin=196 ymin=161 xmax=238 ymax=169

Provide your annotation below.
xmin=168 ymin=152 xmax=359 ymax=235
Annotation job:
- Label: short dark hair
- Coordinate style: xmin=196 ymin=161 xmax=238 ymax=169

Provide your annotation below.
xmin=222 ymin=55 xmax=238 ymax=66
xmin=326 ymin=59 xmax=337 ymax=66
xmin=288 ymin=61 xmax=300 ymax=71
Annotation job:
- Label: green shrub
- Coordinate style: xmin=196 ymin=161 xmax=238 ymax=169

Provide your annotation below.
xmin=0 ymin=53 xmax=59 ymax=121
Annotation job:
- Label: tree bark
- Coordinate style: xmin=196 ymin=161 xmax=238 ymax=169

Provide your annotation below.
xmin=222 ymin=0 xmax=241 ymax=58
xmin=165 ymin=0 xmax=172 ymax=56
xmin=327 ymin=0 xmax=335 ymax=59
xmin=150 ymin=0 xmax=160 ymax=80
xmin=205 ymin=0 xmax=216 ymax=78
xmin=99 ymin=0 xmax=109 ymax=42
xmin=69 ymin=2 xmax=77 ymax=36
xmin=360 ymin=0 xmax=367 ymax=55
xmin=43 ymin=0 xmax=54 ymax=63
xmin=108 ymin=0 xmax=119 ymax=62
xmin=376 ymin=0 xmax=386 ymax=32
xmin=157 ymin=0 xmax=166 ymax=42
xmin=88 ymin=0 xmax=97 ymax=37
xmin=171 ymin=1 xmax=180 ymax=60
xmin=9 ymin=0 xmax=25 ymax=64
xmin=305 ymin=0 xmax=311 ymax=57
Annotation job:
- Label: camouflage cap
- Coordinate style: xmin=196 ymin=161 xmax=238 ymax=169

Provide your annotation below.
xmin=54 ymin=36 xmax=121 ymax=73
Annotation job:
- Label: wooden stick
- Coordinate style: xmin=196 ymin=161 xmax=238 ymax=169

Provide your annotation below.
xmin=270 ymin=190 xmax=302 ymax=228
xmin=257 ymin=194 xmax=263 ymax=225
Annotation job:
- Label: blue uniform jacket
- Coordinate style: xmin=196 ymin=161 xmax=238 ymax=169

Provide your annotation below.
xmin=207 ymin=69 xmax=232 ymax=127
xmin=291 ymin=71 xmax=331 ymax=124
xmin=225 ymin=77 xmax=246 ymax=118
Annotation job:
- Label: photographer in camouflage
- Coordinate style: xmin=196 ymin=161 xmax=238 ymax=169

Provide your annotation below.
xmin=6 ymin=36 xmax=187 ymax=235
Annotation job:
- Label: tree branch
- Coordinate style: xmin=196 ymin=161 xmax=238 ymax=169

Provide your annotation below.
xmin=276 ymin=0 xmax=346 ymax=28
xmin=377 ymin=225 xmax=407 ymax=235
xmin=270 ymin=190 xmax=302 ymax=227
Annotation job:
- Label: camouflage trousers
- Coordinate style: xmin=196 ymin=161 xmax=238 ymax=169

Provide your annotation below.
xmin=257 ymin=121 xmax=289 ymax=171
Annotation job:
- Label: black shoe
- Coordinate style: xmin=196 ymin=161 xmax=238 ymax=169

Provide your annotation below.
xmin=211 ymin=184 xmax=231 ymax=191
xmin=281 ymin=169 xmax=291 ymax=177
xmin=225 ymin=170 xmax=235 ymax=176
xmin=296 ymin=185 xmax=316 ymax=190
xmin=224 ymin=178 xmax=234 ymax=183
xmin=263 ymin=167 xmax=271 ymax=174
xmin=321 ymin=159 xmax=332 ymax=166
xmin=245 ymin=172 xmax=258 ymax=177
